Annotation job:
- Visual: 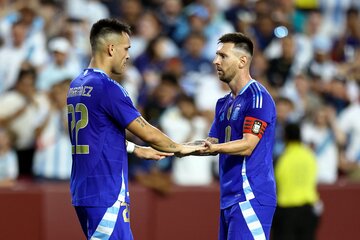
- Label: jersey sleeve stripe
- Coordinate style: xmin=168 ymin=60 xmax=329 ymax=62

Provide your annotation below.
xmin=249 ymin=84 xmax=256 ymax=108
xmin=249 ymin=84 xmax=263 ymax=109
xmin=254 ymin=83 xmax=263 ymax=108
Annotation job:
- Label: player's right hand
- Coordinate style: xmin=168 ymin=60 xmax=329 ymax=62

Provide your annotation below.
xmin=134 ymin=146 xmax=174 ymax=160
xmin=176 ymin=144 xmax=208 ymax=157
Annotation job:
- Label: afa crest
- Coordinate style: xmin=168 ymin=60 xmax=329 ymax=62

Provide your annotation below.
xmin=231 ymin=105 xmax=241 ymax=120
xmin=252 ymin=121 xmax=262 ymax=134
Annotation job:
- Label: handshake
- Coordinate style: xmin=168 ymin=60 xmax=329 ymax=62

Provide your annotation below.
xmin=133 ymin=139 xmax=219 ymax=161
xmin=175 ymin=139 xmax=218 ymax=158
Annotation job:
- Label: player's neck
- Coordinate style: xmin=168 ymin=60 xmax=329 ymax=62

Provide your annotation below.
xmin=88 ymin=57 xmax=111 ymax=76
xmin=229 ymin=72 xmax=252 ymax=97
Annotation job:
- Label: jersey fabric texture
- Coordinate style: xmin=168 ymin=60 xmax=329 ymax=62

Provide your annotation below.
xmin=67 ymin=68 xmax=140 ymax=207
xmin=209 ymin=79 xmax=277 ymax=209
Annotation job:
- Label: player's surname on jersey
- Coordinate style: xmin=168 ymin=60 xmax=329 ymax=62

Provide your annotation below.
xmin=68 ymin=86 xmax=93 ymax=98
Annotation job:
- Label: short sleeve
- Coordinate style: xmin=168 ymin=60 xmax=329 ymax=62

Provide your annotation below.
xmin=245 ymin=88 xmax=274 ymax=124
xmin=103 ymin=80 xmax=141 ymax=128
xmin=243 ymin=85 xmax=275 ymax=138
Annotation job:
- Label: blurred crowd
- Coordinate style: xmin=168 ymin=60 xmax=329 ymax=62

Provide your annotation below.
xmin=0 ymin=0 xmax=359 ymax=192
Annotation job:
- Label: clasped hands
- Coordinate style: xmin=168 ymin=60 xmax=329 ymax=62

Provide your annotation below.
xmin=175 ymin=139 xmax=217 ymax=157
xmin=133 ymin=140 xmax=218 ymax=161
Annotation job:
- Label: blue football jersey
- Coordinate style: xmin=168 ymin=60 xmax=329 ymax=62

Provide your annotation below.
xmin=67 ymin=69 xmax=140 ymax=207
xmin=209 ymin=80 xmax=277 ymax=209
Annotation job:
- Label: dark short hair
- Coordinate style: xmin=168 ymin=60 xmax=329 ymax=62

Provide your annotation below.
xmin=218 ymin=32 xmax=254 ymax=56
xmin=90 ymin=18 xmax=131 ymax=51
xmin=284 ymin=122 xmax=301 ymax=142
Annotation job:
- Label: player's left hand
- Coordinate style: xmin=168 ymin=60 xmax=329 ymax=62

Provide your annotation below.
xmin=134 ymin=146 xmax=174 ymax=160
xmin=175 ymin=143 xmax=209 ymax=157
xmin=198 ymin=140 xmax=219 ymax=155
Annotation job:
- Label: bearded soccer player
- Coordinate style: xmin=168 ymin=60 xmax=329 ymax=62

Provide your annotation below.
xmin=193 ymin=33 xmax=277 ymax=240
xmin=67 ymin=18 xmax=204 ymax=240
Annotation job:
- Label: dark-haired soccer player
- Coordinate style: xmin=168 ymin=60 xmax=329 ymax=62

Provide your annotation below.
xmin=67 ymin=18 xmax=204 ymax=240
xmin=195 ymin=33 xmax=277 ymax=240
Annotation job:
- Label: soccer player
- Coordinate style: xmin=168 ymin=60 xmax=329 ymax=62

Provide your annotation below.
xmin=67 ymin=18 xmax=204 ymax=240
xmin=193 ymin=33 xmax=277 ymax=240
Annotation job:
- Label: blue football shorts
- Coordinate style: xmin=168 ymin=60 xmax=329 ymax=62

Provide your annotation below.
xmin=219 ymin=198 xmax=275 ymax=240
xmin=75 ymin=200 xmax=133 ymax=240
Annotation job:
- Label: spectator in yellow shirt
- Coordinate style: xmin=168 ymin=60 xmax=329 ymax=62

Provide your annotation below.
xmin=272 ymin=122 xmax=321 ymax=240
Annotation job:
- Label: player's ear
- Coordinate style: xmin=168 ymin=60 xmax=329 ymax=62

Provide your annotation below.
xmin=107 ymin=44 xmax=114 ymax=57
xmin=238 ymin=55 xmax=248 ymax=68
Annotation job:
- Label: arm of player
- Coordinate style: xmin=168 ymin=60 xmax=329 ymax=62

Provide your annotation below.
xmin=202 ymin=133 xmax=260 ymax=156
xmin=134 ymin=146 xmax=174 ymax=160
xmin=202 ymin=116 xmax=268 ymax=155
xmin=180 ymin=137 xmax=219 ymax=156
xmin=126 ymin=116 xmax=207 ymax=155
xmin=126 ymin=140 xmax=173 ymax=160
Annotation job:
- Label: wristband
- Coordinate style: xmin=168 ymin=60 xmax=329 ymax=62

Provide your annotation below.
xmin=126 ymin=141 xmax=136 ymax=153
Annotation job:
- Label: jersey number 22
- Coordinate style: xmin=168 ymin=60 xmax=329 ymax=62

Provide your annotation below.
xmin=68 ymin=103 xmax=89 ymax=154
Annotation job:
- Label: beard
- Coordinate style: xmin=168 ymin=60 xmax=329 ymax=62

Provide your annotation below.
xmin=217 ymin=71 xmax=231 ymax=83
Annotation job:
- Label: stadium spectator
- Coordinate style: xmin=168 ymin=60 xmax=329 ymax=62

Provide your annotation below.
xmin=37 ymin=37 xmax=81 ymax=91
xmin=0 ymin=128 xmax=18 ymax=185
xmin=60 ymin=17 xmax=91 ymax=68
xmin=160 ymin=94 xmax=216 ymax=186
xmin=321 ymin=75 xmax=351 ymax=114
xmin=0 ymin=19 xmax=46 ymax=93
xmin=332 ymin=7 xmax=360 ymax=62
xmin=0 ymin=65 xmax=49 ymax=178
xmin=179 ymin=31 xmax=213 ymax=74
xmin=337 ymin=93 xmax=360 ymax=180
xmin=272 ymin=122 xmax=321 ymax=240
xmin=64 ymin=0 xmax=110 ymax=26
xmin=266 ymin=33 xmax=297 ymax=88
xmin=33 ymin=80 xmax=72 ymax=181
xmin=273 ymin=96 xmax=295 ymax=162
xmin=302 ymin=104 xmax=346 ymax=184
xmin=307 ymin=35 xmax=338 ymax=82
xmin=252 ymin=14 xmax=276 ymax=51
xmin=224 ymin=0 xmax=251 ymax=31
xmin=118 ymin=0 xmax=143 ymax=31
xmin=156 ymin=0 xmax=183 ymax=40
xmin=139 ymin=72 xmax=181 ymax=126
xmin=280 ymin=73 xmax=323 ymax=121
xmin=130 ymin=10 xmax=172 ymax=59
xmin=178 ymin=31 xmax=214 ymax=96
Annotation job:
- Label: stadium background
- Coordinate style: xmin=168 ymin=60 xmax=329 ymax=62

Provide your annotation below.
xmin=0 ymin=0 xmax=359 ymax=239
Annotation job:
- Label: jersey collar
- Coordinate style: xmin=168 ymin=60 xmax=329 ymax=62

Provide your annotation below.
xmin=84 ymin=68 xmax=108 ymax=76
xmin=239 ymin=79 xmax=256 ymax=95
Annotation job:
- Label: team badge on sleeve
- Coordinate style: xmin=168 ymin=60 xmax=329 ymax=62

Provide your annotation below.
xmin=252 ymin=121 xmax=262 ymax=134
xmin=243 ymin=117 xmax=267 ymax=139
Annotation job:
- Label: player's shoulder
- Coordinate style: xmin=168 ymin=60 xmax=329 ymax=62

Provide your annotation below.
xmin=83 ymin=69 xmax=129 ymax=97
xmin=105 ymin=77 xmax=130 ymax=98
xmin=244 ymin=80 xmax=275 ymax=106
xmin=245 ymin=80 xmax=270 ymax=96
xmin=217 ymin=92 xmax=231 ymax=103
xmin=214 ymin=92 xmax=231 ymax=110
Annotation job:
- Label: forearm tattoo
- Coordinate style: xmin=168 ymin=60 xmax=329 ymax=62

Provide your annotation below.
xmin=136 ymin=118 xmax=147 ymax=128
